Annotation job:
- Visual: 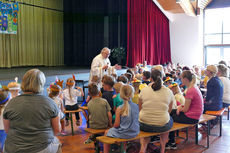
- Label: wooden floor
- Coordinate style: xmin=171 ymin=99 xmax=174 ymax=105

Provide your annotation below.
xmin=58 ymin=112 xmax=230 ymax=153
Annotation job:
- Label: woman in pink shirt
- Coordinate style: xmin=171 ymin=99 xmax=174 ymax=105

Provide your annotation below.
xmin=166 ymin=70 xmax=203 ymax=150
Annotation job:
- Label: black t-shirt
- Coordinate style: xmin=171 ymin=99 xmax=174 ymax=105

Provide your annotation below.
xmin=102 ymin=91 xmax=115 ymax=115
xmin=142 ymin=80 xmax=151 ymax=85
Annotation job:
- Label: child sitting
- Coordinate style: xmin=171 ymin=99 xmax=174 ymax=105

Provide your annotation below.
xmin=124 ymin=73 xmax=133 ymax=84
xmin=7 ymin=79 xmax=20 ymax=99
xmin=117 ymin=75 xmax=128 ymax=84
xmin=104 ymin=85 xmax=140 ymax=153
xmin=169 ymin=82 xmax=185 ymax=107
xmin=49 ymin=84 xmax=66 ymax=135
xmin=132 ymin=79 xmax=141 ymax=104
xmin=102 ymin=75 xmax=115 ymax=116
xmin=164 ymin=77 xmax=172 ymax=87
xmin=63 ymin=78 xmax=84 ymax=126
xmin=86 ymin=75 xmax=101 ymax=103
xmin=142 ymin=71 xmax=151 ymax=85
xmin=0 ymin=90 xmax=10 ymax=152
xmin=112 ymin=82 xmax=124 ymax=120
xmin=84 ymin=83 xmax=112 ymax=144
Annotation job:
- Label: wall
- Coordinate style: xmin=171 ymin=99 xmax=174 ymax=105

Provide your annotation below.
xmin=0 ymin=0 xmax=64 ymax=67
xmin=169 ymin=13 xmax=204 ymax=67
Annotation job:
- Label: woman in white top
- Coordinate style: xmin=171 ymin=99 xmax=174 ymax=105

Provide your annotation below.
xmin=63 ymin=78 xmax=84 ymax=126
xmin=217 ymin=64 xmax=230 ymax=107
xmin=139 ymin=69 xmax=174 ymax=153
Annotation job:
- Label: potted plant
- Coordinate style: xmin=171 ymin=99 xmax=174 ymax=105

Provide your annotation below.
xmin=111 ymin=47 xmax=126 ymax=65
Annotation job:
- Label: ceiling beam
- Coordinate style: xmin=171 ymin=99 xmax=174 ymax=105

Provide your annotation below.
xmin=198 ymin=0 xmax=212 ymax=9
xmin=178 ymin=0 xmax=196 ymax=16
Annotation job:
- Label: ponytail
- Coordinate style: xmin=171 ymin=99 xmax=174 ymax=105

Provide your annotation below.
xmin=66 ymin=78 xmax=75 ymax=101
xmin=120 ymin=98 xmax=130 ymax=116
xmin=151 ymin=69 xmax=162 ymax=91
xmin=120 ymin=85 xmax=134 ymax=116
xmin=152 ymin=76 xmax=162 ymax=91
xmin=68 ymin=88 xmax=72 ymax=101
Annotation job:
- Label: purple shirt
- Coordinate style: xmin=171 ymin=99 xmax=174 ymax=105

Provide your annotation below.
xmin=184 ymin=86 xmax=203 ymax=120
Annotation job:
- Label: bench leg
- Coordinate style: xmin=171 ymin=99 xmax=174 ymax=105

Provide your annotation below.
xmin=70 ymin=112 xmax=74 ymax=136
xmin=185 ymin=127 xmax=188 ymax=141
xmin=94 ymin=140 xmax=100 ymax=153
xmin=195 ymin=123 xmax=209 ymax=148
xmin=120 ymin=142 xmax=126 ymax=153
xmin=228 ymin=107 xmax=230 ymax=120
xmin=219 ymin=116 xmax=222 ymax=137
xmin=195 ymin=124 xmax=198 ymax=145
xmin=207 ymin=120 xmax=210 ymax=148
xmin=176 ymin=130 xmax=179 ymax=137
xmin=83 ymin=86 xmax=85 ymax=101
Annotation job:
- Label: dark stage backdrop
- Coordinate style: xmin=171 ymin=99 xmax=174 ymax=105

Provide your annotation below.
xmin=64 ymin=0 xmax=127 ymax=66
xmin=127 ymin=0 xmax=171 ymax=67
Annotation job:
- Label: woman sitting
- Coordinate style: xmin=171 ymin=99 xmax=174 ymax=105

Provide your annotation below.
xmin=217 ymin=64 xmax=230 ymax=108
xmin=139 ymin=69 xmax=174 ymax=153
xmin=204 ymin=65 xmax=223 ymax=112
xmin=3 ymin=69 xmax=61 ymax=153
xmin=166 ymin=70 xmax=203 ymax=149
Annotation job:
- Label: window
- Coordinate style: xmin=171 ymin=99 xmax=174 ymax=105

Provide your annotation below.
xmin=204 ymin=8 xmax=230 ymax=65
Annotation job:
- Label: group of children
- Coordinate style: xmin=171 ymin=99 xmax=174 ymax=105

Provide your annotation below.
xmin=84 ymin=61 xmax=229 ymax=153
xmin=0 ymin=60 xmax=229 ymax=153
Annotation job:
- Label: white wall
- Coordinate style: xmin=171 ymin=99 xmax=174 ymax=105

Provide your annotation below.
xmin=169 ymin=13 xmax=204 ymax=67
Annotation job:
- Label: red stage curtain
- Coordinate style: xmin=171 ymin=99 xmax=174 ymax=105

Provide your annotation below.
xmin=127 ymin=0 xmax=171 ymax=67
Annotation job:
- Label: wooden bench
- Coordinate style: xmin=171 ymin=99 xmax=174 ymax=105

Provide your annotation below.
xmin=85 ymin=128 xmax=107 ymax=134
xmin=205 ymin=108 xmax=225 ymax=136
xmin=95 ymin=114 xmax=216 ymax=152
xmin=65 ymin=109 xmax=82 ymax=135
xmin=84 ymin=128 xmax=108 ymax=153
xmin=80 ymin=106 xmax=88 ymax=110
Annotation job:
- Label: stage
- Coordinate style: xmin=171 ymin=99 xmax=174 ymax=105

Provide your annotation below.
xmin=0 ymin=66 xmax=127 ymax=97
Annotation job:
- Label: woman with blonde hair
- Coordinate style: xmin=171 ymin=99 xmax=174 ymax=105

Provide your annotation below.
xmin=166 ymin=70 xmax=203 ymax=150
xmin=204 ymin=65 xmax=223 ymax=112
xmin=3 ymin=69 xmax=61 ymax=153
xmin=103 ymin=84 xmax=140 ymax=153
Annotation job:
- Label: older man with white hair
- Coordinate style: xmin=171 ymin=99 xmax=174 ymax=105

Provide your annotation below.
xmin=89 ymin=47 xmax=121 ymax=83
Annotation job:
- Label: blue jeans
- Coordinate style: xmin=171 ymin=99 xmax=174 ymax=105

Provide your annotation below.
xmin=140 ymin=117 xmax=173 ymax=133
xmin=0 ymin=130 xmax=7 ymax=152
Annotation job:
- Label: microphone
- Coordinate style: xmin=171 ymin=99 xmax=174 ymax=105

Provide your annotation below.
xmin=105 ymin=62 xmax=109 ymax=72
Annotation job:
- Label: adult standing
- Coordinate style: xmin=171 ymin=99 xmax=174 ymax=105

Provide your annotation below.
xmin=3 ymin=69 xmax=61 ymax=153
xmin=89 ymin=47 xmax=121 ymax=83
